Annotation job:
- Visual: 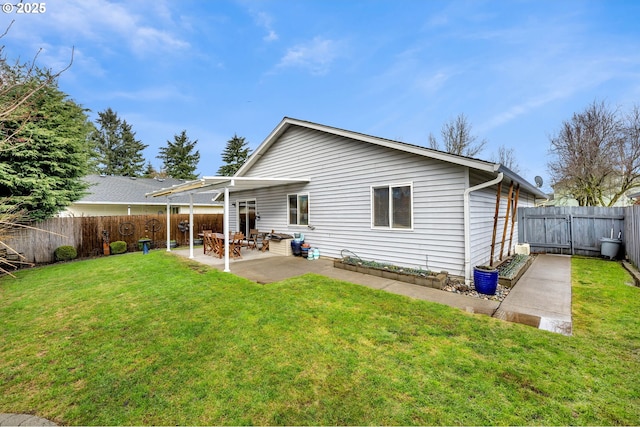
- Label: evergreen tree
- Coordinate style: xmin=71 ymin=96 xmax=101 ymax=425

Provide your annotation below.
xmin=157 ymin=130 xmax=200 ymax=179
xmin=217 ymin=134 xmax=251 ymax=176
xmin=90 ymin=108 xmax=148 ymax=176
xmin=119 ymin=120 xmax=147 ymax=176
xmin=142 ymin=161 xmax=158 ymax=178
xmin=0 ymin=76 xmax=93 ymax=220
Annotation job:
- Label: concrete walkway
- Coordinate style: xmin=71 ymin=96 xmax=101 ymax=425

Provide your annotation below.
xmin=494 ymin=254 xmax=573 ymax=335
xmin=173 ymin=249 xmax=572 ymax=334
xmin=0 ymin=414 xmax=56 ymax=426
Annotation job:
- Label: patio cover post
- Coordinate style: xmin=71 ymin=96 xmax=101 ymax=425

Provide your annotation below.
xmin=223 ymin=186 xmax=230 ymax=272
xmin=166 ymin=198 xmax=171 ymax=252
xmin=189 ymin=193 xmax=194 ymax=259
xmin=144 ymin=176 xmax=310 ymax=272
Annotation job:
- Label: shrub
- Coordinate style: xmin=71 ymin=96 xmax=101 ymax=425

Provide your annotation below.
xmin=109 ymin=241 xmax=127 ymax=255
xmin=54 ymin=245 xmax=77 ymax=262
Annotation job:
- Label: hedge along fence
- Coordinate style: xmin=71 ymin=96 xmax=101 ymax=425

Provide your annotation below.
xmin=5 ymin=214 xmax=223 ymax=264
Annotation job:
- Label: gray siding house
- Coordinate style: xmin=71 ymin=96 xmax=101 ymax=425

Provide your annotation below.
xmin=151 ymin=117 xmax=547 ymax=281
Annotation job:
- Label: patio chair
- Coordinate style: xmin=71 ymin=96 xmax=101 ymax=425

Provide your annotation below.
xmin=247 ymin=229 xmax=259 ymax=250
xmin=258 ymin=232 xmax=270 ymax=252
xmin=203 ymin=232 xmax=215 ymax=256
xmin=230 ymin=232 xmax=244 ymax=259
xmin=212 ymin=233 xmax=225 ymax=258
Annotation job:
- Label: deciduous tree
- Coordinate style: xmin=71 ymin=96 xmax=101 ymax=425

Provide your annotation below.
xmin=493 ymin=145 xmax=521 ymax=174
xmin=548 ymin=100 xmax=640 ymax=206
xmin=429 ymin=113 xmax=486 ymax=157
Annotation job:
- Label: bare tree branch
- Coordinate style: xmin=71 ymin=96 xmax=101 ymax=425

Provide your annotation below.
xmin=0 ymin=22 xmax=74 ymax=152
xmin=429 ymin=113 xmax=486 ymax=157
xmin=547 ymin=100 xmax=640 ymax=206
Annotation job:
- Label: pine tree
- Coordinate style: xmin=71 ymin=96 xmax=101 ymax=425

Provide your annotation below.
xmin=157 ymin=130 xmax=200 ymax=179
xmin=217 ymin=134 xmax=251 ymax=176
xmin=119 ymin=120 xmax=147 ymax=176
xmin=90 ymin=108 xmax=148 ymax=176
xmin=0 ymin=79 xmax=93 ymax=220
xmin=142 ymin=162 xmax=157 ymax=178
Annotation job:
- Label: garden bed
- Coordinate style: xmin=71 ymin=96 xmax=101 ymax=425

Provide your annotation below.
xmin=495 ymin=254 xmax=535 ymax=288
xmin=333 ymin=258 xmax=448 ymax=289
xmin=333 ymin=253 xmax=534 ymax=301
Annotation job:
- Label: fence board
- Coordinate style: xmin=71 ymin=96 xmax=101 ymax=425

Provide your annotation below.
xmin=625 ymin=205 xmax=640 ymax=267
xmin=518 ymin=206 xmax=625 ymax=256
xmin=5 ymin=214 xmax=223 ymax=264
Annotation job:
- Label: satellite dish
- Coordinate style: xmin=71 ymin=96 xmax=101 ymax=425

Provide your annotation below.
xmin=534 ymin=176 xmax=543 ymax=188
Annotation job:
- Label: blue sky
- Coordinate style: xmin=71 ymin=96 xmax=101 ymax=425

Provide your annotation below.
xmin=3 ymin=0 xmax=640 ymax=191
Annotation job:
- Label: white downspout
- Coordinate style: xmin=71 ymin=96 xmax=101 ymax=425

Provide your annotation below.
xmin=464 ymin=172 xmax=504 ymax=285
xmin=188 ymin=193 xmax=194 ymax=259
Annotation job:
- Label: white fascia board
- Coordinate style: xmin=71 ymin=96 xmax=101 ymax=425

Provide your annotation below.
xmin=145 ymin=178 xmax=208 ymax=197
xmin=236 ymin=117 xmax=500 ymax=177
xmin=498 ymin=166 xmax=548 ymax=200
xmin=235 ymin=118 xmax=292 ymax=176
xmin=147 ymin=175 xmax=310 ymax=198
xmin=200 ymin=176 xmax=311 ymax=192
xmin=74 ymin=201 xmax=216 ymax=206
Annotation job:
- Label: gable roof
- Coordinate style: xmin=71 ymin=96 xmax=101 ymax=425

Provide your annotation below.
xmin=237 ymin=117 xmax=547 ymax=199
xmin=78 ymin=175 xmax=219 ymax=205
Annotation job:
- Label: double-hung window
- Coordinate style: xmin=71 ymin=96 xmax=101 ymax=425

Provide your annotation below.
xmin=288 ymin=194 xmax=309 ymax=226
xmin=371 ymin=183 xmax=412 ymax=229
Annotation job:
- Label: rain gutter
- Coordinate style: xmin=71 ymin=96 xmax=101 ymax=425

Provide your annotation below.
xmin=463 ymin=172 xmax=504 ymax=285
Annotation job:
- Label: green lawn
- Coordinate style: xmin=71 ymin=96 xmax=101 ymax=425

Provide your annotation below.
xmin=1 ymin=252 xmax=639 ymax=425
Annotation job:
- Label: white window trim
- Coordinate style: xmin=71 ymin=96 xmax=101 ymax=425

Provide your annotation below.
xmin=287 ymin=193 xmax=310 ymax=226
xmin=370 ymin=182 xmax=414 ymax=231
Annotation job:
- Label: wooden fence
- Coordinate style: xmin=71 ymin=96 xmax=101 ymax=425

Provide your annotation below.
xmin=9 ymin=207 xmax=640 ymax=267
xmin=518 ymin=206 xmax=627 ymax=257
xmin=624 ymin=205 xmax=640 ymax=268
xmin=6 ymin=214 xmax=223 ymax=264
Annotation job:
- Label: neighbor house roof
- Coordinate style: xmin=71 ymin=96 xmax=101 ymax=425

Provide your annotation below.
xmin=78 ymin=175 xmax=219 ymax=206
xmin=237 ymin=117 xmax=548 ymax=199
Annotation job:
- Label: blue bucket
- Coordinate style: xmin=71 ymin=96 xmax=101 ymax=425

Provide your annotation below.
xmin=291 ymin=240 xmax=302 ymax=256
xmin=473 ymin=267 xmax=498 ymax=295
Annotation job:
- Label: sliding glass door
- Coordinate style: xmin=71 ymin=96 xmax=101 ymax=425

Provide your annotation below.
xmin=237 ymin=200 xmax=256 ymax=236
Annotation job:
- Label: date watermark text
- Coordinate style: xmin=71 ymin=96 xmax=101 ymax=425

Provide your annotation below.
xmin=2 ymin=2 xmax=46 ymax=14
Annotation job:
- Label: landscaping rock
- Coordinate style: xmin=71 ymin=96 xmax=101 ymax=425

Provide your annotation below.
xmin=443 ymin=279 xmax=511 ymax=302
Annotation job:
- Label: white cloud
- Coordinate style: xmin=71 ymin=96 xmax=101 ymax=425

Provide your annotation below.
xmin=415 ymin=71 xmax=453 ymax=94
xmin=277 ymin=37 xmax=344 ymax=75
xmin=131 ymin=27 xmax=190 ymax=55
xmin=252 ymin=10 xmax=279 ymax=42
xmin=42 ymin=0 xmax=190 ymax=56
xmin=264 ymin=30 xmax=278 ymax=42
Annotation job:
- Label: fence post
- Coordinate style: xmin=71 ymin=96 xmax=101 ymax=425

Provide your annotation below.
xmin=569 ymin=214 xmax=574 ymax=255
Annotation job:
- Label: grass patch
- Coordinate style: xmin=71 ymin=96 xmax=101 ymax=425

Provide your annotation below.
xmin=1 ymin=252 xmax=639 ymax=425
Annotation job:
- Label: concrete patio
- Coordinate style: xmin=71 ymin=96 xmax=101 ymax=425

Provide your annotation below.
xmin=171 ymin=248 xmax=573 ymax=334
